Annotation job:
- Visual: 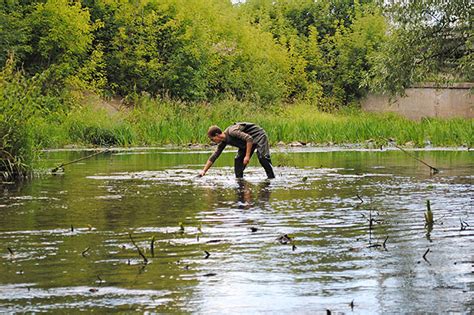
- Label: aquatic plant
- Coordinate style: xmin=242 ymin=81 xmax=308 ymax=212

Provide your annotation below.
xmin=424 ymin=200 xmax=434 ymax=226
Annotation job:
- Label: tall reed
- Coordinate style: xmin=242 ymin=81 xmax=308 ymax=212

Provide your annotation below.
xmin=33 ymin=97 xmax=473 ymax=149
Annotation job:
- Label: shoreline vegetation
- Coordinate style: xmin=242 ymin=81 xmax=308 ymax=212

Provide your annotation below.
xmin=1 ymin=0 xmax=471 ymax=180
xmin=1 ymin=93 xmax=472 ymax=180
xmin=36 ymin=96 xmax=473 ymax=149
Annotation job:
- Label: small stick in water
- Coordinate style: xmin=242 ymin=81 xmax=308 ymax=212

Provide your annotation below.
xmin=81 ymin=247 xmax=90 ymax=257
xmin=460 ymin=218 xmax=469 ymax=231
xmin=369 ymin=210 xmax=374 ymax=230
xmin=71 ymin=225 xmax=74 ymax=232
xmin=424 ymin=200 xmax=434 ymax=226
xmin=356 ymin=194 xmax=364 ymax=204
xmin=423 ymin=248 xmax=430 ymax=261
xmin=128 ymin=233 xmax=148 ymax=264
xmin=150 ymin=236 xmax=155 ymax=258
xmin=204 ymin=250 xmax=210 ymax=259
xmin=51 ymin=149 xmax=110 ymax=173
xmin=391 ymin=142 xmax=439 ymax=174
xmin=383 ymin=236 xmax=389 ymax=249
xmin=7 ymin=247 xmax=14 ymax=255
xmin=203 ymin=273 xmax=217 ymax=277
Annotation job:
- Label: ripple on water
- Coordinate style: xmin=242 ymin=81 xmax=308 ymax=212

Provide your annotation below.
xmin=0 ymin=284 xmax=172 ymax=312
xmin=1 ymin=151 xmax=473 ymax=314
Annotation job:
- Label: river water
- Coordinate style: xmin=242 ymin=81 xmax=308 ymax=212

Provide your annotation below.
xmin=0 ymin=148 xmax=472 ymax=313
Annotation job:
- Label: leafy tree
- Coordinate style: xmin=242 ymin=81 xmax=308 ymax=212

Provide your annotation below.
xmin=96 ymin=0 xmax=290 ymax=102
xmin=367 ymin=0 xmax=472 ymax=94
xmin=0 ymin=9 xmax=32 ymax=67
xmin=239 ymin=0 xmax=385 ymax=105
xmin=330 ymin=3 xmax=386 ymax=102
xmin=19 ymin=0 xmax=94 ymax=95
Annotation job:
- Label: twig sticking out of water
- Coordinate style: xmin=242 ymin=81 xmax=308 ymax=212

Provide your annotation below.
xmin=369 ymin=210 xmax=374 ymax=230
xmin=97 ymin=275 xmax=104 ymax=285
xmin=460 ymin=218 xmax=469 ymax=231
xmin=150 ymin=236 xmax=155 ymax=258
xmin=356 ymin=194 xmax=364 ymax=204
xmin=425 ymin=200 xmax=434 ymax=226
xmin=7 ymin=247 xmax=14 ymax=255
xmin=81 ymin=247 xmax=90 ymax=257
xmin=277 ymin=234 xmax=293 ymax=245
xmin=51 ymin=149 xmax=110 ymax=173
xmin=383 ymin=236 xmax=389 ymax=249
xmin=128 ymin=233 xmax=148 ymax=264
xmin=423 ymin=248 xmax=430 ymax=261
xmin=204 ymin=250 xmax=211 ymax=259
xmin=71 ymin=225 xmax=74 ymax=232
xmin=349 ymin=300 xmax=355 ymax=310
xmin=368 ymin=243 xmax=382 ymax=248
xmin=391 ymin=142 xmax=439 ymax=174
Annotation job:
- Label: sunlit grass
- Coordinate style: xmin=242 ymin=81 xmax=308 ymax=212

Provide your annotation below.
xmin=33 ymin=98 xmax=473 ymax=148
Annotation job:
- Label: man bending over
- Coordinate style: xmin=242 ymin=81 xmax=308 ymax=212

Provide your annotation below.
xmin=199 ymin=122 xmax=275 ymax=179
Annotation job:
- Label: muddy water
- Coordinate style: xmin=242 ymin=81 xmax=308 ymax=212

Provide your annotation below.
xmin=0 ymin=148 xmax=472 ymax=313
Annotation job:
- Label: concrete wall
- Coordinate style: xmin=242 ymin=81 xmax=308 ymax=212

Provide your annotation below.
xmin=361 ymin=83 xmax=473 ymax=120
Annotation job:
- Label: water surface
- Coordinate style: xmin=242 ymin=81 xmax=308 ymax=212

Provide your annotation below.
xmin=0 ymin=148 xmax=472 ymax=313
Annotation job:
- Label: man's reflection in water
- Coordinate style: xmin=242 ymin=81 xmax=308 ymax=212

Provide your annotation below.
xmin=236 ymin=179 xmax=271 ymax=209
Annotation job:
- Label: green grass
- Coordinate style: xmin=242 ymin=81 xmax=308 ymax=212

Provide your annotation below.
xmin=33 ymin=98 xmax=473 ymax=149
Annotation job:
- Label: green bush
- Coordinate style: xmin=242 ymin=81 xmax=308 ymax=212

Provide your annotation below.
xmin=0 ymin=58 xmax=39 ymax=179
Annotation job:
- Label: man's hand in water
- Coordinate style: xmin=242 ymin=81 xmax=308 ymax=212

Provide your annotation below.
xmin=198 ymin=170 xmax=206 ymax=177
xmin=243 ymin=156 xmax=250 ymax=166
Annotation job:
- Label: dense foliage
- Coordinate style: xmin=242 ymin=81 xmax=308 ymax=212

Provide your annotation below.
xmin=366 ymin=0 xmax=472 ymax=94
xmin=1 ymin=0 xmax=387 ymax=104
xmin=0 ymin=57 xmax=53 ymax=179
xmin=2 ymin=0 xmax=470 ymax=102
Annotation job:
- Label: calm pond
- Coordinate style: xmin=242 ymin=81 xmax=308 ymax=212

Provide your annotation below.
xmin=0 ymin=148 xmax=472 ymax=313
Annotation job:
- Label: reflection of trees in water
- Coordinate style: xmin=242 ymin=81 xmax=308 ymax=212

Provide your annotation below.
xmin=236 ymin=179 xmax=271 ymax=209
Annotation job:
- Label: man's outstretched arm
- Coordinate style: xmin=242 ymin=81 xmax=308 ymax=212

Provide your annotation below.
xmin=199 ymin=160 xmax=213 ymax=177
xmin=199 ymin=142 xmax=226 ymax=176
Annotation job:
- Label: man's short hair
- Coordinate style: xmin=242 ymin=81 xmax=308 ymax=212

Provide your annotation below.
xmin=207 ymin=125 xmax=222 ymax=138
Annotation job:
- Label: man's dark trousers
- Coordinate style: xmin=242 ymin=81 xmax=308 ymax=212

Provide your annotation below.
xmin=234 ymin=144 xmax=275 ymax=179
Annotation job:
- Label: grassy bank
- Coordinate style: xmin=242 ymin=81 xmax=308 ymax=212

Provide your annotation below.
xmin=34 ymin=97 xmax=473 ymax=149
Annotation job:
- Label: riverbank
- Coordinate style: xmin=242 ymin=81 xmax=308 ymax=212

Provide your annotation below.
xmin=34 ymin=99 xmax=473 ymax=149
xmin=3 ymin=96 xmax=472 ymax=181
xmin=41 ymin=144 xmax=471 ymax=153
